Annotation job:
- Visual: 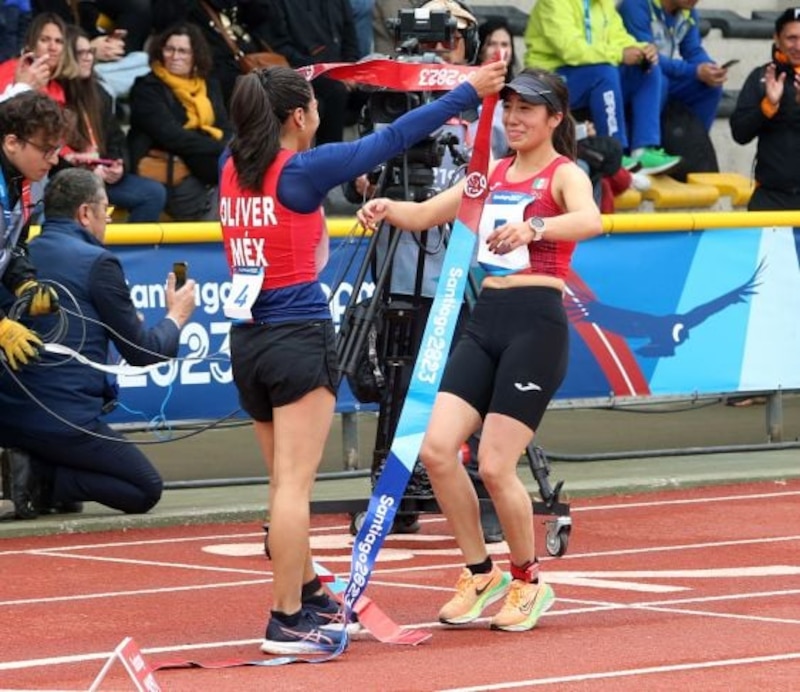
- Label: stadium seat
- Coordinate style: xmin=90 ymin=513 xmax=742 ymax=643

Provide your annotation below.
xmin=613 ymin=187 xmax=643 ymax=211
xmin=697 ymin=10 xmax=774 ymax=39
xmin=686 ymin=172 xmax=754 ymax=207
xmin=640 ymin=175 xmax=720 ymax=209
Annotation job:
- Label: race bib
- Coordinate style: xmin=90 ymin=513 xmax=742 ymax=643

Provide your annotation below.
xmin=223 ymin=266 xmax=264 ymax=321
xmin=477 ymin=191 xmax=534 ymax=276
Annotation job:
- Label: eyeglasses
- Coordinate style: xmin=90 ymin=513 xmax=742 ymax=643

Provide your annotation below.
xmin=163 ymin=45 xmax=192 ymax=57
xmin=20 ymin=138 xmax=61 ymax=159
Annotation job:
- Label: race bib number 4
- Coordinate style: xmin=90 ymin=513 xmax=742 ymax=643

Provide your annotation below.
xmin=223 ymin=266 xmax=264 ymax=321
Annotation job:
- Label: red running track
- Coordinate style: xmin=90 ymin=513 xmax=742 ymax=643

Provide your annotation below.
xmin=1 ymin=479 xmax=800 ymax=691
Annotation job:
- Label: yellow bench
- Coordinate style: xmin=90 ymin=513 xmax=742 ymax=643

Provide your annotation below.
xmin=613 ymin=187 xmax=643 ymax=211
xmin=686 ymin=172 xmax=754 ymax=207
xmin=640 ymin=174 xmax=720 ymax=210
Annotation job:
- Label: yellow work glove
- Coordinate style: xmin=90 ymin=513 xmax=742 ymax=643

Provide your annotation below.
xmin=15 ymin=280 xmax=60 ymax=317
xmin=0 ymin=317 xmax=42 ymax=370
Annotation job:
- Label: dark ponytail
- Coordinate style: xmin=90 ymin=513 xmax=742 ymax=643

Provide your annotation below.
xmin=228 ymin=67 xmax=313 ymax=193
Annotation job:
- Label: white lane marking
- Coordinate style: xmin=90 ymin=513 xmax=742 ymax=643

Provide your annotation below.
xmin=572 ymin=488 xmax=800 ymax=513
xmin=559 ymin=534 xmax=800 ymax=561
xmin=1 ymin=487 xmax=799 ymax=557
xmin=436 ymin=651 xmax=800 ymax=691
xmin=0 ymin=579 xmax=269 ymax=607
xmin=27 ymin=550 xmax=271 ymax=576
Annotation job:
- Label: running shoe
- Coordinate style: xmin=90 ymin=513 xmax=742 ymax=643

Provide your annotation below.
xmin=631 ymin=147 xmax=681 ymax=175
xmin=260 ymin=609 xmax=347 ymax=655
xmin=305 ymin=595 xmax=362 ymax=635
xmin=621 ymin=155 xmax=639 ymax=171
xmin=490 ymin=580 xmax=555 ymax=632
xmin=438 ymin=565 xmax=511 ymax=625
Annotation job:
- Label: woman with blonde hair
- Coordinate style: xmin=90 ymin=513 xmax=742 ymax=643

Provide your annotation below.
xmin=0 ymin=12 xmax=75 ymax=104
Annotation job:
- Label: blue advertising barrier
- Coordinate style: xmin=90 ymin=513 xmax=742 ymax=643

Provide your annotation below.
xmin=106 ymin=235 xmax=376 ymax=425
xmin=103 ymin=219 xmax=800 ymax=425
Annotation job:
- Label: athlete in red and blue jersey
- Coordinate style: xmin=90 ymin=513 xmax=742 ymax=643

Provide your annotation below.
xmin=219 ymin=62 xmax=507 ymax=656
xmin=358 ymin=68 xmax=603 ymax=634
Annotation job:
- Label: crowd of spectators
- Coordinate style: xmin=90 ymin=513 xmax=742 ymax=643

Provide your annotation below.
xmin=0 ymin=0 xmax=761 ymax=225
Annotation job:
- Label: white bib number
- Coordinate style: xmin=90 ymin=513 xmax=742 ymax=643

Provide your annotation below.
xmin=477 ymin=191 xmax=534 ymax=275
xmin=223 ymin=266 xmax=265 ymax=321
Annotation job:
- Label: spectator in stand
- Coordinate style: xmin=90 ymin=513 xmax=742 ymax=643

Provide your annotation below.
xmin=33 ymin=0 xmax=155 ymax=53
xmin=730 ymin=8 xmax=800 ymax=212
xmin=261 ymin=0 xmax=361 ymax=145
xmin=524 ymin=0 xmax=681 ymax=175
xmin=373 ymin=0 xmax=411 ymax=56
xmin=618 ymin=0 xmax=726 ymax=133
xmin=152 ymin=1 xmax=280 ymax=108
xmin=350 ymin=0 xmax=376 ymax=58
xmin=128 ymin=23 xmax=232 ymax=221
xmin=0 ymin=0 xmax=32 ymax=62
xmin=60 ymin=26 xmax=166 ymax=222
xmin=0 ymin=12 xmax=74 ymax=106
xmin=32 ymin=0 xmax=152 ymax=102
xmin=0 ymin=168 xmax=197 ymax=519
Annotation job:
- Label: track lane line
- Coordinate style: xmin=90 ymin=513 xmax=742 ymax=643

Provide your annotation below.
xmin=436 ymin=651 xmax=800 ymax=691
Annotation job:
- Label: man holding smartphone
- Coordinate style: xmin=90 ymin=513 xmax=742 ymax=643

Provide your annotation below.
xmin=618 ymin=0 xmax=726 ymax=132
xmin=0 ymin=168 xmax=196 ymax=519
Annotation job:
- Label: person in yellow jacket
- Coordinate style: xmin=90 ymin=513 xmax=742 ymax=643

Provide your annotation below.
xmin=524 ymin=0 xmax=680 ymax=175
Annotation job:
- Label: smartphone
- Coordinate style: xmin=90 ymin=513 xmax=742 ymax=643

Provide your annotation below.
xmin=720 ymin=59 xmax=740 ymax=69
xmin=173 ymin=261 xmax=188 ymax=290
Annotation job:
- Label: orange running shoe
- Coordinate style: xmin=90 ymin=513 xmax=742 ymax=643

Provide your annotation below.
xmin=490 ymin=579 xmax=555 ymax=632
xmin=438 ymin=565 xmax=511 ymax=625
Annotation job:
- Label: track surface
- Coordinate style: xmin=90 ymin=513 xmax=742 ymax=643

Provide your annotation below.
xmin=2 ymin=479 xmax=799 ymax=691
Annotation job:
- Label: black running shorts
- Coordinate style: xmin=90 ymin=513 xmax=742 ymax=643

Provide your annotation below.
xmin=230 ymin=320 xmax=339 ymax=422
xmin=439 ymin=286 xmax=568 ymax=431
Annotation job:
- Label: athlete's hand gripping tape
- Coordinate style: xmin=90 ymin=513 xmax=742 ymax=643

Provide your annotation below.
xmin=0 ymin=317 xmax=42 ymax=370
xmin=15 ymin=280 xmax=60 ymax=316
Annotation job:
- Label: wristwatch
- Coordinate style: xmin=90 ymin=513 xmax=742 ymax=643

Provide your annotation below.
xmin=528 ymin=216 xmax=546 ymax=242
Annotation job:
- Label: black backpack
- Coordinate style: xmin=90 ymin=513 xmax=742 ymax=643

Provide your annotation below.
xmin=660 ymin=99 xmax=719 ymax=182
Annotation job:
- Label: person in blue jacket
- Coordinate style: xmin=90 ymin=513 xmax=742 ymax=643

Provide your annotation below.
xmin=0 ymin=168 xmax=197 ymax=519
xmin=618 ymin=0 xmax=727 ymax=131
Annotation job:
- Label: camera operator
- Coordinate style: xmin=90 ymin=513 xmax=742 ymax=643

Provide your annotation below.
xmin=730 ymin=8 xmax=800 ymax=211
xmin=345 ymin=0 xmax=504 ymax=541
xmin=0 ymin=168 xmax=197 ymax=520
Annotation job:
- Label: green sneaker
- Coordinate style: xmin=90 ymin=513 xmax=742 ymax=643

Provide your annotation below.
xmin=633 ymin=147 xmax=681 ymax=175
xmin=621 ymin=155 xmax=639 ymax=171
xmin=438 ymin=565 xmax=511 ymax=625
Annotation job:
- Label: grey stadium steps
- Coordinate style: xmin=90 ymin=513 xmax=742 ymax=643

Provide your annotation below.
xmin=697 ymin=10 xmax=774 ymax=39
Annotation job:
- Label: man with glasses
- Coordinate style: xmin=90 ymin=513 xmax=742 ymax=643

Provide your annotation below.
xmin=0 ymin=90 xmax=66 ymax=518
xmin=0 ymin=168 xmax=197 ymax=520
xmin=0 ymin=90 xmax=64 ymax=372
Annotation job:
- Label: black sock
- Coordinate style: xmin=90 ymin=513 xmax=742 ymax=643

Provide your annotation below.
xmin=304 ymin=593 xmax=331 ymax=608
xmin=271 ymin=609 xmax=302 ymax=626
xmin=301 ymin=576 xmax=323 ymax=601
xmin=466 ymin=556 xmax=493 ymax=575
